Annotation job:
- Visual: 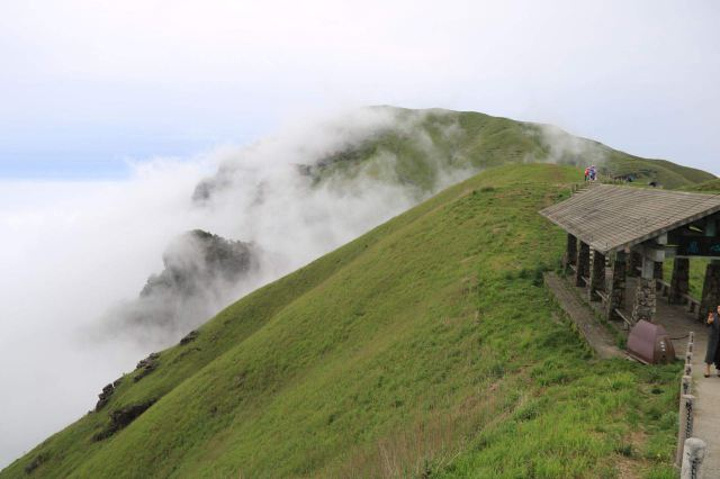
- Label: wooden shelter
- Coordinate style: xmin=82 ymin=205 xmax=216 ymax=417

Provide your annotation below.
xmin=540 ymin=184 xmax=720 ymax=325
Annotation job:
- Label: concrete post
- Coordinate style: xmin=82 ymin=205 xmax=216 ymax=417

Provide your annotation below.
xmin=681 ymin=375 xmax=692 ymax=396
xmin=676 ymin=394 xmax=695 ymax=467
xmin=699 ymin=260 xmax=720 ymax=321
xmin=565 ymin=233 xmax=577 ymax=273
xmin=588 ymin=249 xmax=606 ymax=301
xmin=575 ymin=241 xmax=590 ymax=288
xmin=680 ymin=437 xmax=706 ymax=479
xmin=606 ymin=251 xmax=627 ymax=320
xmin=670 ymin=258 xmax=691 ymax=304
xmin=631 ymin=257 xmax=657 ymax=324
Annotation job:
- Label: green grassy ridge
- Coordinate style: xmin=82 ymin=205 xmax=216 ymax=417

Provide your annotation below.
xmin=683 ymin=178 xmax=720 ymax=192
xmin=3 ymin=164 xmax=680 ymax=478
xmin=308 ymin=107 xmax=714 ymax=192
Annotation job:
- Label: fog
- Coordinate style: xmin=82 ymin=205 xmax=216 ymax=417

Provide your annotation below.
xmin=0 ymin=101 xmax=674 ymax=468
xmin=0 ymin=107 xmax=485 ymax=467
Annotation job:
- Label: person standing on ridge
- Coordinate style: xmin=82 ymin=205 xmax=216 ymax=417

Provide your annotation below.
xmin=704 ymin=305 xmax=720 ymax=378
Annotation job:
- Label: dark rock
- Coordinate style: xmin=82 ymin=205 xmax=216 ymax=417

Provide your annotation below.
xmin=92 ymin=399 xmax=157 ymax=442
xmin=24 ymin=453 xmax=49 ymax=474
xmin=134 ymin=353 xmax=160 ymax=382
xmin=95 ymin=383 xmax=115 ymax=412
xmin=106 ymin=229 xmax=259 ymax=334
xmin=179 ymin=330 xmax=200 ymax=345
xmin=136 ymin=352 xmax=160 ymax=370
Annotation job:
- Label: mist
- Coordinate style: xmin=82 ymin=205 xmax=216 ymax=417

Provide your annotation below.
xmin=0 ymin=107 xmax=475 ymax=467
xmin=0 ymin=105 xmax=624 ymax=468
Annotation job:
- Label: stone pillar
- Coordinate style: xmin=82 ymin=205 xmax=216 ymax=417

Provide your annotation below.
xmin=631 ymin=257 xmax=657 ymax=324
xmin=564 ymin=233 xmax=577 ymax=273
xmin=606 ymin=251 xmax=627 ymax=320
xmin=699 ymin=260 xmax=720 ymax=321
xmin=627 ymin=251 xmax=643 ymax=278
xmin=588 ymin=249 xmax=606 ymax=301
xmin=653 ymin=261 xmax=664 ymax=291
xmin=669 ymin=258 xmax=690 ymax=304
xmin=575 ymin=241 xmax=590 ymax=287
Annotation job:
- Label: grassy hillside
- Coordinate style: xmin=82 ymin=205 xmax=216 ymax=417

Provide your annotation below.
xmin=684 ymin=178 xmax=720 ymax=193
xmin=3 ymin=164 xmax=681 ymax=478
xmin=304 ymin=107 xmax=715 ymax=192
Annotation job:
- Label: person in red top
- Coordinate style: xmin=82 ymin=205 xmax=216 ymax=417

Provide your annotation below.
xmin=584 ymin=167 xmax=590 ymax=181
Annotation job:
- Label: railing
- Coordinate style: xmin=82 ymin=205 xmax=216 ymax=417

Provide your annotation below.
xmin=656 ymin=279 xmax=701 ymax=314
xmin=676 ymin=332 xmax=707 ymax=477
xmin=613 ymin=308 xmax=633 ymax=329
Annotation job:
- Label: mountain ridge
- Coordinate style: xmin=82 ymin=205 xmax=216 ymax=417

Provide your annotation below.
xmin=2 ymin=163 xmax=682 ymax=478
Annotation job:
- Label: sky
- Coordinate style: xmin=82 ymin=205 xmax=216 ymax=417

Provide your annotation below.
xmin=1 ymin=0 xmax=720 ymax=470
xmin=0 ymin=0 xmax=718 ymax=179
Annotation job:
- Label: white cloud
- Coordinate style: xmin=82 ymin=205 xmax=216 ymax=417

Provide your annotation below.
xmin=0 ymin=107 xmax=479 ymax=467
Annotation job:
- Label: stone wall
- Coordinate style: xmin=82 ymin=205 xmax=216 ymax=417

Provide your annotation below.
xmin=669 ymin=258 xmax=690 ymax=304
xmin=653 ymin=261 xmax=664 ymax=286
xmin=588 ymin=250 xmax=606 ymax=301
xmin=628 ymin=251 xmax=643 ymax=278
xmin=607 ymin=252 xmax=627 ymax=320
xmin=575 ymin=241 xmax=590 ymax=287
xmin=700 ymin=261 xmax=720 ymax=320
xmin=565 ymin=233 xmax=577 ymax=272
xmin=632 ymin=277 xmax=657 ymax=324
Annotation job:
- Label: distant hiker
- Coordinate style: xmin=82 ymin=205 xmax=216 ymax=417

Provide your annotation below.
xmin=590 ymin=165 xmax=597 ymax=181
xmin=704 ymin=305 xmax=720 ymax=378
xmin=584 ymin=167 xmax=590 ymax=182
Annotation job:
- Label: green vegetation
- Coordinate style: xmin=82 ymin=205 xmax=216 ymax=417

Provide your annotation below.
xmin=2 ymin=164 xmax=681 ymax=478
xmin=684 ymin=178 xmax=720 ymax=193
xmin=664 ymin=258 xmax=710 ymax=299
xmin=306 ymin=107 xmax=715 ymax=192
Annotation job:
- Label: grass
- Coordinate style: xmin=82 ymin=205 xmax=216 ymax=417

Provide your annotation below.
xmin=664 ymin=258 xmax=710 ymax=300
xmin=305 ymin=107 xmax=714 ymax=194
xmin=684 ymin=178 xmax=720 ymax=193
xmin=2 ymin=164 xmax=681 ymax=478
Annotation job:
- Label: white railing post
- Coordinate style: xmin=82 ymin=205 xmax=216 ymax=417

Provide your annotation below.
xmin=681 ymin=437 xmax=706 ymax=479
xmin=676 ymin=394 xmax=695 ymax=467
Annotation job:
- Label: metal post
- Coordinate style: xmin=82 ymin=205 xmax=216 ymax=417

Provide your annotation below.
xmin=676 ymin=394 xmax=695 ymax=467
xmin=681 ymin=437 xmax=706 ymax=479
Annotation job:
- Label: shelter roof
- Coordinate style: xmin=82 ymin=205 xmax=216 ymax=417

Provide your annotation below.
xmin=540 ymin=184 xmax=720 ymax=254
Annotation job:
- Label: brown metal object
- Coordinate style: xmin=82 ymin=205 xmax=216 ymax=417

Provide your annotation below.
xmin=627 ymin=320 xmax=676 ymax=364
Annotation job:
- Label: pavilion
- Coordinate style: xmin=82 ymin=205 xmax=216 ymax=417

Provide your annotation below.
xmin=540 ymin=184 xmax=720 ymax=326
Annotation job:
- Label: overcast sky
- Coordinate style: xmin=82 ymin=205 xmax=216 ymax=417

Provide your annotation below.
xmin=0 ymin=0 xmax=718 ymax=178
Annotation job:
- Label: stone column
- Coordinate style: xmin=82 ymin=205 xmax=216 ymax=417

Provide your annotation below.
xmin=669 ymin=258 xmax=690 ymax=305
xmin=575 ymin=241 xmax=590 ymax=287
xmin=699 ymin=260 xmax=720 ymax=321
xmin=564 ymin=233 xmax=577 ymax=273
xmin=653 ymin=261 xmax=664 ymax=291
xmin=588 ymin=249 xmax=606 ymax=301
xmin=606 ymin=251 xmax=627 ymax=320
xmin=631 ymin=257 xmax=657 ymax=324
xmin=627 ymin=251 xmax=643 ymax=278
